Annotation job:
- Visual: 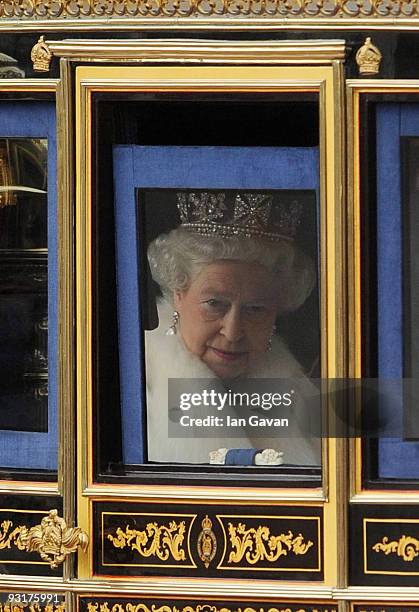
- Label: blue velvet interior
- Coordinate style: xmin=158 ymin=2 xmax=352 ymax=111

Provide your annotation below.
xmin=0 ymin=102 xmax=57 ymax=470
xmin=113 ymin=145 xmax=319 ymax=464
xmin=377 ymin=103 xmax=419 ymax=478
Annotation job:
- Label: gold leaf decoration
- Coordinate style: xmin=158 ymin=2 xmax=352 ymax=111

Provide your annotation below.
xmin=0 ymin=512 xmax=88 ymax=568
xmin=19 ymin=509 xmax=89 ymax=568
xmin=355 ymin=37 xmax=382 ymax=76
xmin=107 ymin=520 xmax=186 ymax=562
xmin=85 ymin=606 xmax=336 ymax=612
xmin=0 ymin=519 xmax=27 ymax=550
xmin=372 ymin=535 xmax=419 ymax=562
xmin=1 ymin=0 xmax=419 ymax=19
xmin=237 ymin=609 xmax=335 ymax=612
xmin=30 ymin=36 xmax=53 ymax=72
xmin=197 ymin=515 xmax=217 ymax=568
xmin=87 ymin=605 xmax=232 ymax=612
xmin=227 ymin=522 xmax=313 ymax=564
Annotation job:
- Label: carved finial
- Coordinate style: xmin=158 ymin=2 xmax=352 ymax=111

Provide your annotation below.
xmin=31 ymin=36 xmax=53 ymax=73
xmin=356 ymin=37 xmax=382 ymax=76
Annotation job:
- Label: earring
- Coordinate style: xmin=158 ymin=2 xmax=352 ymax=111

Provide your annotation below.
xmin=166 ymin=311 xmax=179 ymax=336
xmin=267 ymin=325 xmax=276 ymax=352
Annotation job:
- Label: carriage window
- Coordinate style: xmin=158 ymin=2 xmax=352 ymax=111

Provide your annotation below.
xmin=93 ymin=95 xmax=322 ymax=485
xmin=361 ymin=100 xmax=419 ymax=486
xmin=0 ymin=95 xmax=58 ymax=480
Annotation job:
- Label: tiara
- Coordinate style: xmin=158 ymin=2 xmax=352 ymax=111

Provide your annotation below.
xmin=177 ymin=191 xmax=303 ymax=242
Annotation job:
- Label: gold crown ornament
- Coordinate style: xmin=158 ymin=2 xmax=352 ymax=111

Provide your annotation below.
xmin=177 ymin=190 xmax=303 ymax=242
xmin=31 ymin=36 xmax=53 ymax=73
xmin=356 ymin=37 xmax=382 ymax=76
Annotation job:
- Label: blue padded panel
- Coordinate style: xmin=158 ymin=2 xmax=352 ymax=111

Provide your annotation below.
xmin=377 ymin=103 xmax=419 ymax=478
xmin=113 ymin=145 xmax=319 ymax=464
xmin=376 ymin=104 xmax=403 ymax=378
xmin=0 ymin=102 xmax=57 ymax=470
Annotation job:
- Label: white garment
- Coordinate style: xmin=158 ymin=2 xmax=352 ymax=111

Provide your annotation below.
xmin=145 ymin=300 xmax=321 ymax=465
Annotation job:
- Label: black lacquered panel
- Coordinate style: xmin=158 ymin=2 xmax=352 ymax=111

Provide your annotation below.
xmin=80 ymin=597 xmax=336 ymax=612
xmin=350 ymin=504 xmax=419 ymax=585
xmin=0 ymin=494 xmax=62 ymax=576
xmin=94 ymin=501 xmax=323 ymax=580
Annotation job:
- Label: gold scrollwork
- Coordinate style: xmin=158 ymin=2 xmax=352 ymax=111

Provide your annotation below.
xmin=237 ymin=609 xmax=336 ymax=612
xmin=19 ymin=509 xmax=89 ymax=568
xmin=1 ymin=0 xmax=419 ymax=18
xmin=85 ymin=605 xmax=336 ymax=612
xmin=0 ymin=511 xmax=88 ymax=568
xmin=0 ymin=519 xmax=27 ymax=551
xmin=87 ymin=604 xmax=232 ymax=612
xmin=0 ymin=605 xmax=65 ymax=612
xmin=227 ymin=522 xmax=313 ymax=564
xmin=107 ymin=520 xmax=186 ymax=562
xmin=372 ymin=535 xmax=419 ymax=561
xmin=197 ymin=515 xmax=217 ymax=568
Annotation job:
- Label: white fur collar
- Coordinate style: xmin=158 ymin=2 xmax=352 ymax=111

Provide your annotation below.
xmin=144 ymin=299 xmax=320 ymax=465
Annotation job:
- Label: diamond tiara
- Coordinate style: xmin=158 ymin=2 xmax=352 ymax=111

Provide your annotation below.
xmin=177 ymin=191 xmax=303 ymax=242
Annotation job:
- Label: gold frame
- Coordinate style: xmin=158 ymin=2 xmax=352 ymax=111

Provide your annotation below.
xmin=0 ymin=80 xmax=61 ymax=496
xmin=73 ymin=53 xmax=346 ymax=590
xmin=347 ymin=79 xmax=419 ymax=504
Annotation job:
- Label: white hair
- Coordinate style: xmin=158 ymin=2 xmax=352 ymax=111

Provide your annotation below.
xmin=147 ymin=227 xmax=315 ymax=313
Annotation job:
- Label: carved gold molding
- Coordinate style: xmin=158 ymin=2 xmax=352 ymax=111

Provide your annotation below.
xmin=372 ymin=535 xmax=419 ymax=562
xmin=3 ymin=0 xmax=419 ymax=22
xmin=85 ymin=605 xmax=336 ymax=612
xmin=32 ymin=39 xmax=346 ymax=71
xmin=107 ymin=520 xmax=187 ymax=562
xmin=21 ymin=509 xmax=88 ymax=568
xmin=0 ymin=510 xmax=88 ymax=568
xmin=87 ymin=606 xmax=231 ymax=612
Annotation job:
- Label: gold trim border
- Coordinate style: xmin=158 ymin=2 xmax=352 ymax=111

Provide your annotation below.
xmin=75 ymin=68 xmax=330 ymax=503
xmin=77 ymin=599 xmax=338 ymax=612
xmin=40 ymin=38 xmax=346 ymax=65
xmin=74 ymin=61 xmax=345 ymax=586
xmin=347 ymin=79 xmax=419 ymax=504
xmin=5 ymin=16 xmax=419 ymax=31
xmin=0 ymin=79 xmax=60 ymax=496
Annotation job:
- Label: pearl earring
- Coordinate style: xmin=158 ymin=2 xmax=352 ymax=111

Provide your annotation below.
xmin=166 ymin=311 xmax=179 ymax=336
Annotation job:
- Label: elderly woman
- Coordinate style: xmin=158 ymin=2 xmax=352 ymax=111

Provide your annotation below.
xmin=145 ymin=191 xmax=320 ymax=466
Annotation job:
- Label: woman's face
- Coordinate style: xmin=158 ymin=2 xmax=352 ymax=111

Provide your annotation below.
xmin=174 ymin=260 xmax=280 ymax=378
